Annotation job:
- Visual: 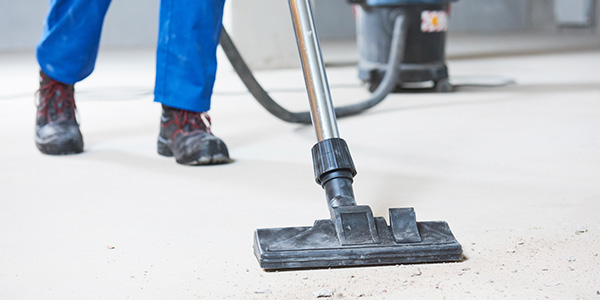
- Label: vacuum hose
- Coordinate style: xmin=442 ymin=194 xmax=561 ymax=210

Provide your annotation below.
xmin=219 ymin=15 xmax=407 ymax=124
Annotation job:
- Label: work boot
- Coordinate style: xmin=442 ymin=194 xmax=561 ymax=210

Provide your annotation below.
xmin=35 ymin=71 xmax=84 ymax=155
xmin=157 ymin=105 xmax=231 ymax=165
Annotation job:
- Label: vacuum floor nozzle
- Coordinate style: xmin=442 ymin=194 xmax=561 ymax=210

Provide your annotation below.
xmin=254 ymin=207 xmax=462 ymax=270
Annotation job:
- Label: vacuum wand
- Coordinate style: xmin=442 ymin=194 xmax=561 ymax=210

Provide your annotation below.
xmin=289 ymin=0 xmax=358 ymax=212
xmin=289 ymin=0 xmax=339 ymax=142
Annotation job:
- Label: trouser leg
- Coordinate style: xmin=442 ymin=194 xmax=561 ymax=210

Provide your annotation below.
xmin=154 ymin=0 xmax=226 ymax=112
xmin=36 ymin=0 xmax=113 ymax=84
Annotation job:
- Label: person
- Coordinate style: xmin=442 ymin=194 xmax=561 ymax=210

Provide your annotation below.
xmin=35 ymin=0 xmax=231 ymax=166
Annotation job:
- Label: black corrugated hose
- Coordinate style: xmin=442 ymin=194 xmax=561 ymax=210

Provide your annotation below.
xmin=218 ymin=15 xmax=407 ymax=124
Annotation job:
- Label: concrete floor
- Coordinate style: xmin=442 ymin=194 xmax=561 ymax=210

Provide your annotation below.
xmin=1 ymin=33 xmax=600 ymax=299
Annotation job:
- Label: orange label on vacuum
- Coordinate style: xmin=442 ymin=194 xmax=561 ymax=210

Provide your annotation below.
xmin=421 ymin=11 xmax=448 ymax=32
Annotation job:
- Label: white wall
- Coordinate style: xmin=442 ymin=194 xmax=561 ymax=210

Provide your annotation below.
xmin=223 ymin=0 xmax=356 ymax=69
xmin=0 ymin=1 xmax=47 ymax=51
xmin=313 ymin=0 xmax=356 ymax=40
xmin=0 ymin=0 xmax=159 ymax=52
xmin=448 ymin=0 xmax=529 ymax=32
xmin=554 ymin=0 xmax=594 ymax=26
xmin=100 ymin=0 xmax=160 ymax=48
xmin=223 ymin=0 xmax=299 ymax=69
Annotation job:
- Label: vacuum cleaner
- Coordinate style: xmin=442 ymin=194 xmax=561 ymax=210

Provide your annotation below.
xmin=249 ymin=0 xmax=462 ymax=270
xmin=352 ymin=0 xmax=457 ymax=92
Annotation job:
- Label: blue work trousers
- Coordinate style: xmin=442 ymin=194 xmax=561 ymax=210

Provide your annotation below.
xmin=37 ymin=0 xmax=226 ymax=112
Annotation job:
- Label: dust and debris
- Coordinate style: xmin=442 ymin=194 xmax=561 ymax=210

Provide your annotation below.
xmin=487 ymin=279 xmax=494 ymax=283
xmin=543 ymin=282 xmax=561 ymax=287
xmin=106 ymin=246 xmax=115 ymax=249
xmin=568 ymin=256 xmax=576 ymax=262
xmin=576 ymin=224 xmax=588 ymax=234
xmin=313 ymin=288 xmax=333 ymax=298
xmin=506 ymin=249 xmax=516 ymax=253
xmin=254 ymin=289 xmax=272 ymax=294
xmin=411 ymin=268 xmax=422 ymax=277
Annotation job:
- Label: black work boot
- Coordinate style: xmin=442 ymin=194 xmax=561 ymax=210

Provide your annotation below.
xmin=35 ymin=71 xmax=84 ymax=155
xmin=157 ymin=105 xmax=231 ymax=165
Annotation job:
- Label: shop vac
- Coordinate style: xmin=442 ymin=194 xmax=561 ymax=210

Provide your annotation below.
xmin=218 ymin=0 xmax=463 ymax=270
xmin=353 ymin=0 xmax=456 ymax=93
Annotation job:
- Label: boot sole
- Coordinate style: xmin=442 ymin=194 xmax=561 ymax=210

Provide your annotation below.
xmin=35 ymin=137 xmax=84 ymax=155
xmin=157 ymin=138 xmax=232 ymax=166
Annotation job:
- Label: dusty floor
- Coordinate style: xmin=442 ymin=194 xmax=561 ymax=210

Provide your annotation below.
xmin=1 ymin=33 xmax=599 ymax=299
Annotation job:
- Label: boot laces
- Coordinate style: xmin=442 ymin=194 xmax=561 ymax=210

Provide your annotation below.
xmin=35 ymin=79 xmax=77 ymax=123
xmin=174 ymin=110 xmax=212 ymax=135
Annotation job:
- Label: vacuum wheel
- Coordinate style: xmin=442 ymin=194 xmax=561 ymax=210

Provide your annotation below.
xmin=366 ymin=71 xmax=384 ymax=93
xmin=434 ymin=79 xmax=453 ymax=93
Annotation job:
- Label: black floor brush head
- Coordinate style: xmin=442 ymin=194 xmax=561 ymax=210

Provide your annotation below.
xmin=254 ymin=207 xmax=463 ymax=271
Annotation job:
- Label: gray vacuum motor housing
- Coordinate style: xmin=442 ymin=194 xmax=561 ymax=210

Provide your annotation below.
xmin=354 ymin=0 xmax=458 ymax=92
